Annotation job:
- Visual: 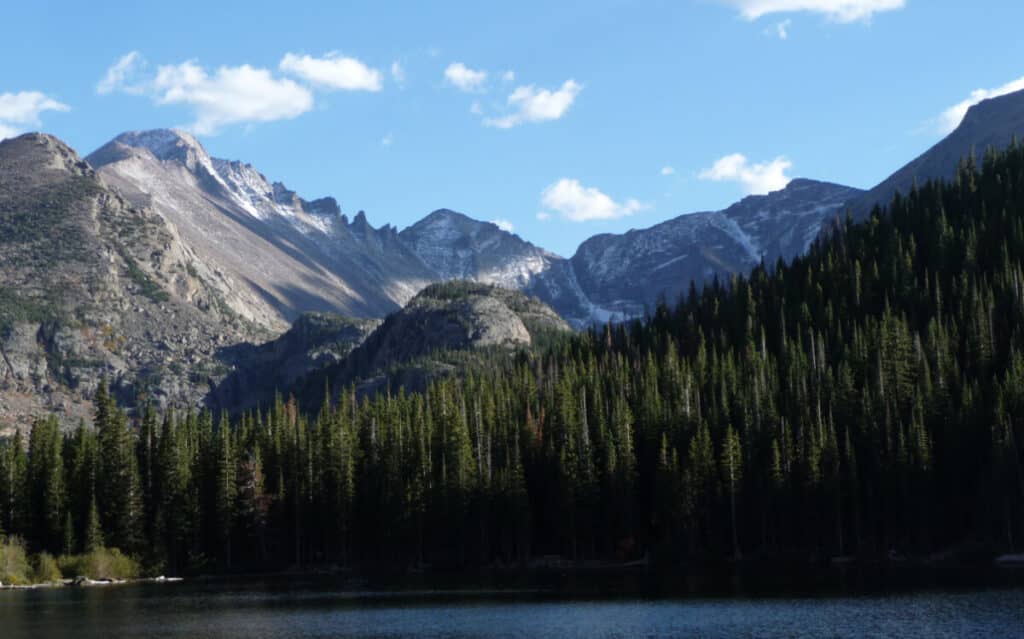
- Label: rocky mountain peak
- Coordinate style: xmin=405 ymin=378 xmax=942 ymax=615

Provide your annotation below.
xmin=0 ymin=132 xmax=94 ymax=178
xmin=111 ymin=128 xmax=211 ymax=170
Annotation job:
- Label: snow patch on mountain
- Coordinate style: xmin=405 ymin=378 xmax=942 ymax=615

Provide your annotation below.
xmin=707 ymin=213 xmax=762 ymax=263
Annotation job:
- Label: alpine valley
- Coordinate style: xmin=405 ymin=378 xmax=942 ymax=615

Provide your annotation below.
xmin=2 ymin=89 xmax=1024 ymax=432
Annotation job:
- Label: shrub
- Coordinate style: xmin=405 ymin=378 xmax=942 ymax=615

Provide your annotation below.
xmin=0 ymin=537 xmax=31 ymax=585
xmin=32 ymin=552 xmax=63 ymax=583
xmin=58 ymin=547 xmax=140 ymax=581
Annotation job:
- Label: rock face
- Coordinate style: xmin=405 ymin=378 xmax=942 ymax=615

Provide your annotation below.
xmin=847 ymin=89 xmax=1024 ymax=219
xmin=209 ymin=312 xmax=380 ymax=413
xmin=87 ymin=129 xmax=435 ymax=331
xmin=0 ymin=133 xmax=256 ymax=433
xmin=350 ymin=281 xmax=569 ymax=375
xmin=398 ymin=209 xmax=560 ymax=289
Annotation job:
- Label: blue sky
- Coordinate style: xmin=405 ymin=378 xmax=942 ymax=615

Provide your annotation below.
xmin=2 ymin=0 xmax=1024 ymax=257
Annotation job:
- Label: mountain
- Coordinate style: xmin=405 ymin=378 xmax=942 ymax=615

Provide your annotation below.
xmin=8 ymin=87 xmax=1024 ymax=430
xmin=848 ymin=88 xmax=1024 ymax=219
xmin=0 ymin=133 xmax=256 ymax=432
xmin=87 ymin=129 xmax=435 ymax=331
xmin=399 ymin=209 xmax=560 ymax=289
xmin=83 ymin=129 xmax=868 ymax=329
xmin=277 ymin=281 xmax=571 ymax=407
xmin=550 ymin=179 xmax=864 ymax=322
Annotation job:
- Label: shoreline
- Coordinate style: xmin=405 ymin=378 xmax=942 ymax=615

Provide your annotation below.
xmin=0 ymin=575 xmax=183 ymax=591
xmin=2 ymin=555 xmax=1021 ymax=594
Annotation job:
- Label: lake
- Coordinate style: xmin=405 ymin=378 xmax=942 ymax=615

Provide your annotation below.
xmin=2 ymin=581 xmax=1024 ymax=638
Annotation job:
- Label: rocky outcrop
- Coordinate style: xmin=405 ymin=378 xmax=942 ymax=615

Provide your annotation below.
xmin=276 ymin=282 xmax=570 ymax=405
xmin=351 ymin=281 xmax=569 ymax=374
xmin=0 ymin=133 xmax=259 ymax=433
xmin=208 ymin=312 xmax=380 ymax=412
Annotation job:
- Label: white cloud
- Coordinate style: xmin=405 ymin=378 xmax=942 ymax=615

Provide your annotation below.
xmin=660 ymin=166 xmax=676 ymax=176
xmin=721 ymin=0 xmax=904 ymax=22
xmin=381 ymin=132 xmax=394 ymax=146
xmin=772 ymin=19 xmax=792 ymax=38
xmin=502 ymin=70 xmax=516 ymax=83
xmin=936 ymin=76 xmax=1024 ymax=134
xmin=444 ymin=62 xmax=487 ymax=92
xmin=539 ymin=178 xmax=646 ymax=222
xmin=484 ymin=80 xmax=582 ymax=129
xmin=96 ymin=51 xmax=146 ymax=94
xmin=0 ymin=91 xmax=70 ymax=140
xmin=390 ymin=61 xmax=405 ymax=86
xmin=280 ymin=52 xmax=382 ymax=91
xmin=491 ymin=218 xmax=515 ymax=232
xmin=470 ymin=101 xmax=483 ymax=115
xmin=152 ymin=61 xmax=314 ymax=135
xmin=536 ymin=211 xmax=551 ymax=221
xmin=699 ymin=153 xmax=793 ymax=194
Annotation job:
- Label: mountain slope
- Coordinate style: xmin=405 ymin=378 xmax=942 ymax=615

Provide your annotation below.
xmin=560 ymin=179 xmax=863 ymax=321
xmin=848 ymin=88 xmax=1024 ymax=218
xmin=0 ymin=133 xmax=256 ymax=431
xmin=208 ymin=312 xmax=380 ymax=413
xmin=87 ymin=130 xmax=435 ymax=331
xmin=399 ymin=209 xmax=560 ymax=288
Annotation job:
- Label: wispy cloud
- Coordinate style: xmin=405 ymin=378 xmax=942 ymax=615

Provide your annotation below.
xmin=660 ymin=166 xmax=676 ymax=176
xmin=381 ymin=132 xmax=394 ymax=146
xmin=699 ymin=153 xmax=792 ymax=194
xmin=484 ymin=80 xmax=582 ymax=129
xmin=491 ymin=218 xmax=515 ymax=232
xmin=444 ymin=62 xmax=487 ymax=92
xmin=768 ymin=18 xmax=792 ymax=39
xmin=539 ymin=178 xmax=646 ymax=222
xmin=935 ymin=76 xmax=1024 ymax=134
xmin=279 ymin=52 xmax=382 ymax=91
xmin=721 ymin=0 xmax=904 ymax=23
xmin=0 ymin=91 xmax=70 ymax=140
xmin=390 ymin=61 xmax=405 ymax=87
xmin=96 ymin=51 xmax=147 ymax=95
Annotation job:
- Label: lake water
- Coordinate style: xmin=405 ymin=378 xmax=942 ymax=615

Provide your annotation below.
xmin=2 ymin=582 xmax=1023 ymax=638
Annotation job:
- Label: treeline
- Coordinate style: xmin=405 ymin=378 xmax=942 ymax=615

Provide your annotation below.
xmin=3 ymin=145 xmax=1024 ymax=574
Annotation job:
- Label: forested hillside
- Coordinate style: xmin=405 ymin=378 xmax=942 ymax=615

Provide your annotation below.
xmin=2 ymin=145 xmax=1024 ymax=575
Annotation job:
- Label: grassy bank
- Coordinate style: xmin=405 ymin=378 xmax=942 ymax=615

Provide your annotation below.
xmin=0 ymin=537 xmax=139 ymax=586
